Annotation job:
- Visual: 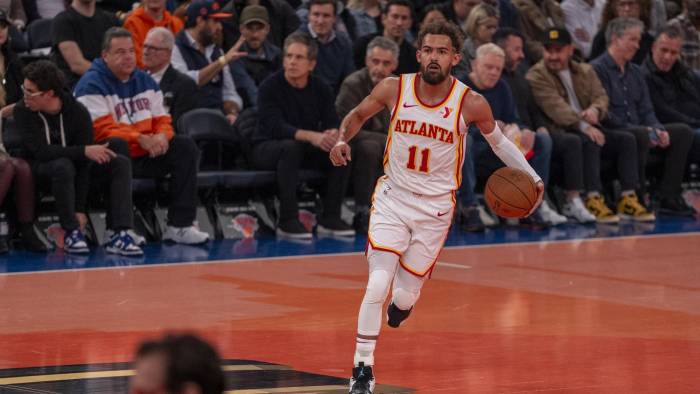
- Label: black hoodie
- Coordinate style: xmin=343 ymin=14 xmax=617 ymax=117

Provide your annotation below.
xmin=15 ymin=90 xmax=94 ymax=212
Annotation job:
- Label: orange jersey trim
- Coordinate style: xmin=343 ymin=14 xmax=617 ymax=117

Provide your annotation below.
xmin=412 ymin=74 xmax=457 ymax=110
xmin=389 ymin=74 xmax=404 ymax=122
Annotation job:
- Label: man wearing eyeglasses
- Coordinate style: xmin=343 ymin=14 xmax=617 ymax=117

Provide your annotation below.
xmin=15 ymin=60 xmax=143 ymax=256
xmin=143 ymin=27 xmax=198 ymax=128
xmin=75 ymin=27 xmax=209 ymax=245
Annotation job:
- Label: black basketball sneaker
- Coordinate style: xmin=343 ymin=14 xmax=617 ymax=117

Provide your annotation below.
xmin=387 ymin=302 xmax=412 ymax=328
xmin=349 ymin=362 xmax=375 ymax=394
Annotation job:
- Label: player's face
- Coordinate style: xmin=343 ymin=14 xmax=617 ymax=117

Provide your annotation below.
xmin=309 ymin=4 xmax=336 ymax=38
xmin=502 ymin=35 xmax=525 ymax=71
xmin=382 ymin=5 xmax=412 ymax=41
xmin=417 ymin=34 xmax=460 ymax=85
xmin=652 ymin=33 xmax=682 ymax=72
xmin=543 ymin=44 xmax=573 ymax=71
xmin=473 ymin=52 xmax=504 ymax=89
xmin=613 ymin=26 xmax=642 ymax=62
xmin=103 ymin=37 xmax=137 ymax=80
xmin=283 ymin=42 xmax=316 ymax=80
xmin=366 ymin=47 xmax=398 ymax=85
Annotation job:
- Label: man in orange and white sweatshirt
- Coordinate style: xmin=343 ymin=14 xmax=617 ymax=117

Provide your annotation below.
xmin=75 ymin=27 xmax=208 ymax=245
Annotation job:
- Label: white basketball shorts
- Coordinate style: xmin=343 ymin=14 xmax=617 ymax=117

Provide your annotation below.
xmin=367 ymin=176 xmax=456 ymax=277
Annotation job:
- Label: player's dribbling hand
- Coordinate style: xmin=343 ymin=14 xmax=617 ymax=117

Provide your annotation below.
xmin=330 ymin=141 xmax=352 ymax=166
xmin=526 ymin=180 xmax=545 ymax=217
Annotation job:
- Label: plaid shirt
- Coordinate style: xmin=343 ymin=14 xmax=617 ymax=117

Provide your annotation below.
xmin=668 ymin=14 xmax=700 ymax=72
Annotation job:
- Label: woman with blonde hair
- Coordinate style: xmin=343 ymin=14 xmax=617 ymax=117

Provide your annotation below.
xmin=453 ymin=3 xmax=498 ymax=82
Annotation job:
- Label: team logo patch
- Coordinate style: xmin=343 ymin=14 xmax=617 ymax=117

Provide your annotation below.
xmin=231 ymin=213 xmax=259 ymax=238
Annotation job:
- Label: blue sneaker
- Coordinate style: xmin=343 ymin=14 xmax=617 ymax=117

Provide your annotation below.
xmin=64 ymin=229 xmax=89 ymax=254
xmin=105 ymin=230 xmax=144 ymax=256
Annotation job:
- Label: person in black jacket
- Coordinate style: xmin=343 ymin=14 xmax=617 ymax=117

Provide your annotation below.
xmin=15 ymin=60 xmax=144 ymax=256
xmin=642 ymin=25 xmax=700 ymax=169
xmin=252 ymin=32 xmax=354 ymax=239
xmin=143 ymin=27 xmax=198 ymax=129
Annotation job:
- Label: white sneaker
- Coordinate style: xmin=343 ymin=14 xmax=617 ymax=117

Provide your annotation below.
xmin=562 ymin=196 xmax=596 ymax=223
xmin=105 ymin=229 xmax=146 ymax=246
xmin=539 ymin=200 xmax=568 ymax=226
xmin=162 ymin=225 xmax=209 ymax=245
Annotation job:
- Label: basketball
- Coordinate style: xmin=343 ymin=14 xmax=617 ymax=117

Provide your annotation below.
xmin=484 ymin=167 xmax=538 ymax=218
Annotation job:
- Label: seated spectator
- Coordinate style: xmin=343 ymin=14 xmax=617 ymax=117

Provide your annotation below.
xmin=589 ymin=0 xmax=654 ymax=64
xmin=453 ymin=3 xmax=499 ymax=82
xmin=0 ymin=85 xmax=47 ymax=253
xmin=418 ymin=4 xmax=447 ymax=32
xmin=16 ymin=60 xmax=143 ymax=255
xmin=239 ymin=5 xmax=281 ymax=86
xmin=495 ymin=28 xmax=568 ymax=226
xmin=143 ymin=27 xmax=199 ymax=128
xmin=512 ymin=0 xmax=565 ymax=60
xmin=459 ymin=43 xmax=553 ymax=230
xmin=561 ymin=0 xmax=605 ymax=59
xmin=252 ymin=32 xmax=354 ymax=239
xmin=483 ymin=0 xmax=524 ymax=30
xmin=353 ymin=0 xmax=418 ymax=75
xmin=0 ymin=0 xmax=26 ymax=30
xmin=0 ymin=10 xmax=21 ymax=116
xmin=131 ymin=334 xmax=225 ymax=394
xmin=51 ymin=0 xmax=120 ymax=89
xmin=642 ymin=25 xmax=700 ymax=173
xmin=438 ymin=0 xmax=482 ymax=32
xmin=349 ymin=0 xmax=382 ymax=38
xmin=75 ymin=27 xmax=209 ymax=244
xmin=336 ymin=36 xmax=397 ymax=234
xmin=592 ymin=17 xmax=695 ymax=216
xmin=528 ymin=27 xmax=653 ymax=223
xmin=667 ymin=0 xmax=700 ymax=73
xmin=295 ymin=0 xmax=358 ymax=41
xmin=124 ymin=0 xmax=184 ymax=69
xmin=172 ymin=0 xmax=244 ymax=125
xmin=297 ymin=0 xmax=355 ymax=96
xmin=22 ymin=0 xmax=66 ymax=22
xmin=220 ymin=0 xmax=300 ymax=50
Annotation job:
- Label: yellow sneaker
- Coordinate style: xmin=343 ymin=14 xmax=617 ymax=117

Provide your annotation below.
xmin=618 ymin=193 xmax=656 ymax=222
xmin=585 ymin=195 xmax=620 ymax=224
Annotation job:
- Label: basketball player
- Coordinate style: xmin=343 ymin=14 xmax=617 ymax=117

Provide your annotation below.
xmin=330 ymin=22 xmax=544 ymax=394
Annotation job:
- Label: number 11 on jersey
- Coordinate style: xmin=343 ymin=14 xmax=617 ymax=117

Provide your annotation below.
xmin=407 ymin=145 xmax=430 ymax=173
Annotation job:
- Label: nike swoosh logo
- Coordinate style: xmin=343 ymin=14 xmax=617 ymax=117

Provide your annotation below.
xmin=403 ymin=103 xmax=418 ymax=108
xmin=437 ymin=211 xmax=449 ymax=217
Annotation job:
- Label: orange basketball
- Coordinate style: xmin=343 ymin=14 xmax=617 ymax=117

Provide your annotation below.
xmin=484 ymin=167 xmax=538 ymax=219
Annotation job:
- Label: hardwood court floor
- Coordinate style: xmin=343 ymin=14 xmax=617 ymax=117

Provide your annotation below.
xmin=0 ymin=228 xmax=699 ymax=393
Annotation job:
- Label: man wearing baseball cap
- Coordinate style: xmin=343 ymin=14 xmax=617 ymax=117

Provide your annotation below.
xmin=528 ymin=26 xmax=656 ymax=223
xmin=238 ymin=5 xmax=281 ymax=86
xmin=171 ymin=0 xmax=245 ymax=125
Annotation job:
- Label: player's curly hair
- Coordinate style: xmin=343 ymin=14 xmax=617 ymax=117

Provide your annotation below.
xmin=417 ymin=21 xmax=464 ymax=53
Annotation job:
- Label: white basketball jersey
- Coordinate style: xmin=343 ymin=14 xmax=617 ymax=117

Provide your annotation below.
xmin=384 ymin=73 xmax=470 ymax=196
